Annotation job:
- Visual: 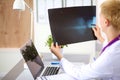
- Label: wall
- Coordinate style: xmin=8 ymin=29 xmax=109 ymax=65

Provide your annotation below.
xmin=0 ymin=0 xmax=33 ymax=79
xmin=0 ymin=0 xmax=33 ymax=48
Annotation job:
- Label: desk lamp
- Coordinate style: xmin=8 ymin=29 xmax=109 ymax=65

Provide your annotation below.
xmin=13 ymin=0 xmax=34 ymax=41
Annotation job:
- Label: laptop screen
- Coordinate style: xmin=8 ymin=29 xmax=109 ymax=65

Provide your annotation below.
xmin=48 ymin=6 xmax=97 ymax=45
xmin=20 ymin=40 xmax=44 ymax=79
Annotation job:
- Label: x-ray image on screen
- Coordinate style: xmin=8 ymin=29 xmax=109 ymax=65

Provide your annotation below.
xmin=48 ymin=6 xmax=97 ymax=45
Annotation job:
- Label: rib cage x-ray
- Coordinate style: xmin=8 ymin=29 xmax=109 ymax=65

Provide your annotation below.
xmin=48 ymin=6 xmax=97 ymax=45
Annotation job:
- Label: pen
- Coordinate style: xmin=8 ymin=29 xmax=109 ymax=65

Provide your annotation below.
xmin=51 ymin=61 xmax=60 ymax=65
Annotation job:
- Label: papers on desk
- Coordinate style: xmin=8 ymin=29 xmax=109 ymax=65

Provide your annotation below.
xmin=37 ymin=73 xmax=77 ymax=80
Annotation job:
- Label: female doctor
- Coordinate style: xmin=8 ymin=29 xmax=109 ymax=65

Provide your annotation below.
xmin=50 ymin=0 xmax=120 ymax=80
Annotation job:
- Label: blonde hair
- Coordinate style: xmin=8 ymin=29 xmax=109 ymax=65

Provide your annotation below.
xmin=100 ymin=0 xmax=120 ymax=30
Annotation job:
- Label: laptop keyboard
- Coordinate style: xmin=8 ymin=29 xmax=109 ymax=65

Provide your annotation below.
xmin=42 ymin=67 xmax=60 ymax=76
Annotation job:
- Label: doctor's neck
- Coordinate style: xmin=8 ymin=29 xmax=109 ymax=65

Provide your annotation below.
xmin=106 ymin=27 xmax=120 ymax=42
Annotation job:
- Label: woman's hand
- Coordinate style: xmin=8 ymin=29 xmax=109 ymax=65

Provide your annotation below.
xmin=92 ymin=25 xmax=104 ymax=43
xmin=50 ymin=43 xmax=63 ymax=60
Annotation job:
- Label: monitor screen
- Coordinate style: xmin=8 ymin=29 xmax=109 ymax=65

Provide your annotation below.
xmin=48 ymin=6 xmax=97 ymax=45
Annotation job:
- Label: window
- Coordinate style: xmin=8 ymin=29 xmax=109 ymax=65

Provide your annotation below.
xmin=36 ymin=0 xmax=62 ymax=23
xmin=36 ymin=0 xmax=96 ymax=24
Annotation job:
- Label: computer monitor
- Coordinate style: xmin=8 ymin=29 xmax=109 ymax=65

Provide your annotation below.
xmin=48 ymin=6 xmax=97 ymax=45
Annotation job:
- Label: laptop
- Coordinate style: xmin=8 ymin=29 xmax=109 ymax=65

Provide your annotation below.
xmin=20 ymin=39 xmax=60 ymax=80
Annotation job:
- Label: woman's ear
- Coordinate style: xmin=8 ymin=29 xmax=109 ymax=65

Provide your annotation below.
xmin=104 ymin=18 xmax=110 ymax=27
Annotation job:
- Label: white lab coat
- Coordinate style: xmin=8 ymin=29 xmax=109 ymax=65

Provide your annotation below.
xmin=60 ymin=40 xmax=120 ymax=80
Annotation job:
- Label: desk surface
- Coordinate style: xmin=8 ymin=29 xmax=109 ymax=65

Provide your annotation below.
xmin=16 ymin=53 xmax=89 ymax=80
xmin=3 ymin=53 xmax=90 ymax=80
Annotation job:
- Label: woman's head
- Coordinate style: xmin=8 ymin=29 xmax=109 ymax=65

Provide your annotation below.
xmin=100 ymin=0 xmax=120 ymax=31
